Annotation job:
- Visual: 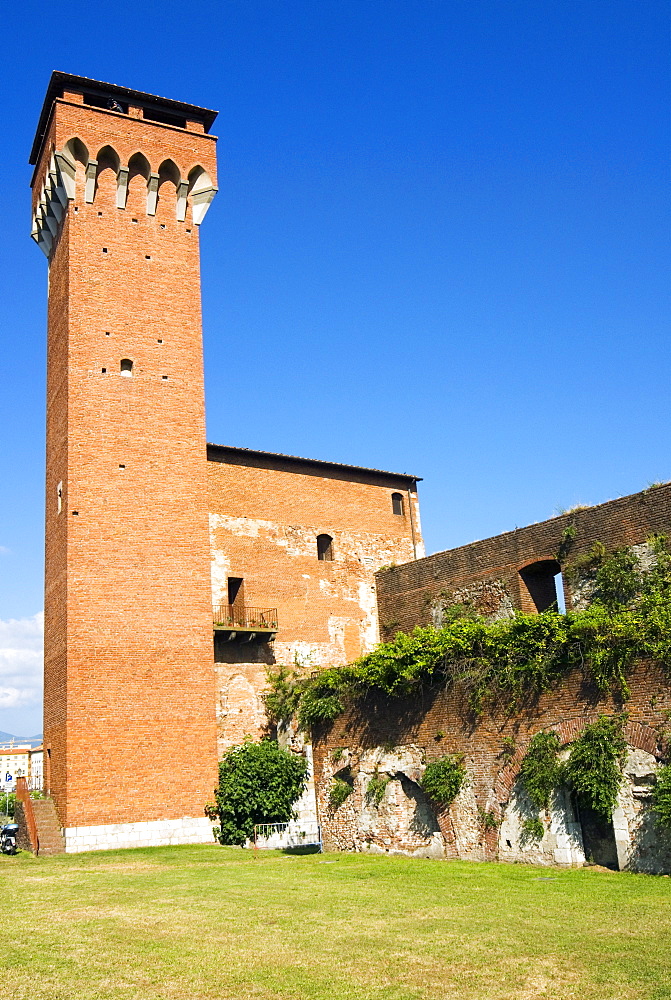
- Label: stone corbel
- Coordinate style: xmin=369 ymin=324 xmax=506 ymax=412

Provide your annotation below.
xmin=54 ymin=151 xmax=76 ymax=201
xmin=85 ymin=160 xmax=98 ymax=203
xmin=49 ymin=159 xmax=69 ymax=210
xmin=191 ymin=184 xmax=218 ymax=225
xmin=146 ymin=173 xmax=159 ymax=216
xmin=45 ymin=174 xmax=64 ymax=224
xmin=176 ymin=180 xmax=188 ymax=222
xmin=32 ymin=216 xmax=53 ymax=258
xmin=116 ymin=167 xmax=129 ymax=209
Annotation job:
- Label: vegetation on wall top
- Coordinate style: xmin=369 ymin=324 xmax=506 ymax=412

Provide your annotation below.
xmin=266 ymin=536 xmax=671 ymax=729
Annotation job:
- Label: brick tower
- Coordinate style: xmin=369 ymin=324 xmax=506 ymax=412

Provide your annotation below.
xmin=30 ymin=73 xmax=219 ymax=851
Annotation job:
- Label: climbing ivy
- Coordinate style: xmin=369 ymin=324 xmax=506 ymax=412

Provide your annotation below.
xmin=518 ymin=731 xmax=562 ymax=811
xmin=562 ymin=716 xmax=627 ymax=819
xmin=651 ymin=763 xmax=671 ymax=830
xmin=421 ymin=754 xmax=466 ymax=807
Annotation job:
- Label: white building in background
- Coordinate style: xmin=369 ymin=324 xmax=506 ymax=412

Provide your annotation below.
xmin=0 ymin=745 xmax=44 ymax=791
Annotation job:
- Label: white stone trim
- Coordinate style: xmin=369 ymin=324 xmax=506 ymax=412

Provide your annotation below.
xmin=116 ymin=166 xmax=129 ymax=209
xmin=63 ymin=815 xmax=214 ymax=853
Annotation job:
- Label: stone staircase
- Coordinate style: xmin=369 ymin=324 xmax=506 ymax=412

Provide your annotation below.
xmin=32 ymin=799 xmax=66 ymax=855
xmin=16 ymin=797 xmax=65 ymax=856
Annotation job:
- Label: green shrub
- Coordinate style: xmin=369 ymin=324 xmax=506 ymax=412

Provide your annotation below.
xmin=329 ymin=778 xmax=353 ymax=810
xmin=518 ymin=731 xmax=561 ymax=810
xmin=651 ymin=763 xmax=671 ymax=830
xmin=520 ymin=816 xmax=545 ymax=844
xmin=0 ymin=792 xmax=15 ymax=818
xmin=421 ymin=754 xmax=466 ymax=807
xmin=366 ymin=773 xmax=390 ymax=807
xmin=562 ymin=716 xmax=627 ymax=819
xmin=209 ymin=739 xmax=308 ymax=846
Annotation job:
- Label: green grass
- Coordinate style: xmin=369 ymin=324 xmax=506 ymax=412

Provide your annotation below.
xmin=1 ymin=846 xmax=670 ymax=999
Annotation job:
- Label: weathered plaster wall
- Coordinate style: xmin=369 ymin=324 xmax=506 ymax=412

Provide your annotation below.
xmin=207 ymin=446 xmax=423 ymax=752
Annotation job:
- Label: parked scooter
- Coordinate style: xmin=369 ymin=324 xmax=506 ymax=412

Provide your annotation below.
xmin=1 ymin=823 xmax=19 ymax=855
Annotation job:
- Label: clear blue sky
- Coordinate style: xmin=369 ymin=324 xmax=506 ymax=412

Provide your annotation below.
xmin=0 ymin=1 xmax=668 ymax=733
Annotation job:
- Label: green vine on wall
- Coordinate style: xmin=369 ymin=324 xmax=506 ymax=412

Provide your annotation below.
xmin=518 ymin=731 xmax=562 ymax=811
xmin=517 ymin=716 xmax=627 ymax=838
xmin=420 ymin=754 xmax=466 ymax=808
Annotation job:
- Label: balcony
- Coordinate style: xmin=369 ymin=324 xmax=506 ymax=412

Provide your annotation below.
xmin=213 ymin=604 xmax=278 ymax=642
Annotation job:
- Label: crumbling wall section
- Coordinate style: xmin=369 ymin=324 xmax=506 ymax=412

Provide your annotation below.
xmin=312 ymin=661 xmax=671 ymax=872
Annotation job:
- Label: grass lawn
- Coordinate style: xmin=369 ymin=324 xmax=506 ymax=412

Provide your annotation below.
xmin=0 ymin=845 xmax=669 ymax=1000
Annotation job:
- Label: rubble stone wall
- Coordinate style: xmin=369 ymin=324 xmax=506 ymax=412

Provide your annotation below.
xmin=312 ymin=661 xmax=671 ymax=872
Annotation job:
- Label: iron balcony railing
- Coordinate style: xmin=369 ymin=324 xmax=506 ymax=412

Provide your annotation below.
xmin=212 ymin=604 xmax=278 ymax=631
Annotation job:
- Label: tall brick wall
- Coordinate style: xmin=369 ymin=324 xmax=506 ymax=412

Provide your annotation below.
xmin=207 ymin=446 xmax=423 ymax=752
xmin=376 ymin=484 xmax=671 ymax=637
xmin=36 ymin=76 xmax=219 ymax=837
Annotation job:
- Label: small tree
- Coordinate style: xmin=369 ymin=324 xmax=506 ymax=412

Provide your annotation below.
xmin=209 ymin=739 xmax=308 ymax=846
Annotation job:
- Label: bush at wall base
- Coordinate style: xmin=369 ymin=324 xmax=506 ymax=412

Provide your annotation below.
xmin=206 ymin=738 xmax=308 ymax=846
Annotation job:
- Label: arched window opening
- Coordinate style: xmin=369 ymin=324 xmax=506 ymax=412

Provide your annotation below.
xmin=391 ymin=492 xmax=404 ymax=516
xmin=317 ymin=534 xmax=334 ymax=562
xmin=95 ymin=145 xmax=120 ymax=207
xmin=157 ymin=158 xmax=181 ymax=219
xmin=126 ymin=152 xmax=151 ymax=214
xmin=518 ymin=559 xmax=563 ymax=613
xmin=61 ymin=137 xmax=89 ymax=197
xmin=120 ymin=359 xmax=133 ymax=377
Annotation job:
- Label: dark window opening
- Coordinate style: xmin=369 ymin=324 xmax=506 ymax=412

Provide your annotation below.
xmin=120 ymin=358 xmax=133 ymax=377
xmin=573 ymin=795 xmax=619 ymax=869
xmin=317 ymin=534 xmax=334 ymax=561
xmin=391 ymin=492 xmax=405 ymax=516
xmin=83 ymin=92 xmax=129 ymax=114
xmin=142 ymin=107 xmax=187 ymax=129
xmin=227 ymin=577 xmax=245 ymax=608
xmin=519 ymin=559 xmax=562 ymax=613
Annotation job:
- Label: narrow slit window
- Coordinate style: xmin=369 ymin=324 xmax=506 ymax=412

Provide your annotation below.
xmin=57 ymin=481 xmax=63 ymax=514
xmin=317 ymin=534 xmax=334 ymax=562
xmin=391 ymin=492 xmax=405 ymax=516
xmin=120 ymin=359 xmax=133 ymax=377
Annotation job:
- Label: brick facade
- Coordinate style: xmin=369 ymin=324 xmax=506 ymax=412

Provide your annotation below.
xmin=36 ymin=74 xmax=219 ymax=844
xmin=376 ymin=484 xmax=671 ymax=637
xmin=207 ymin=445 xmax=423 ymax=753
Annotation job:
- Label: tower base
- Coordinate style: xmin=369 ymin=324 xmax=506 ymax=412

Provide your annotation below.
xmin=62 ymin=816 xmax=214 ymax=853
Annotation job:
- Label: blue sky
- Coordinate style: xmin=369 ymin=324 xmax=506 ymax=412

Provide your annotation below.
xmin=0 ymin=0 xmax=669 ymax=733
